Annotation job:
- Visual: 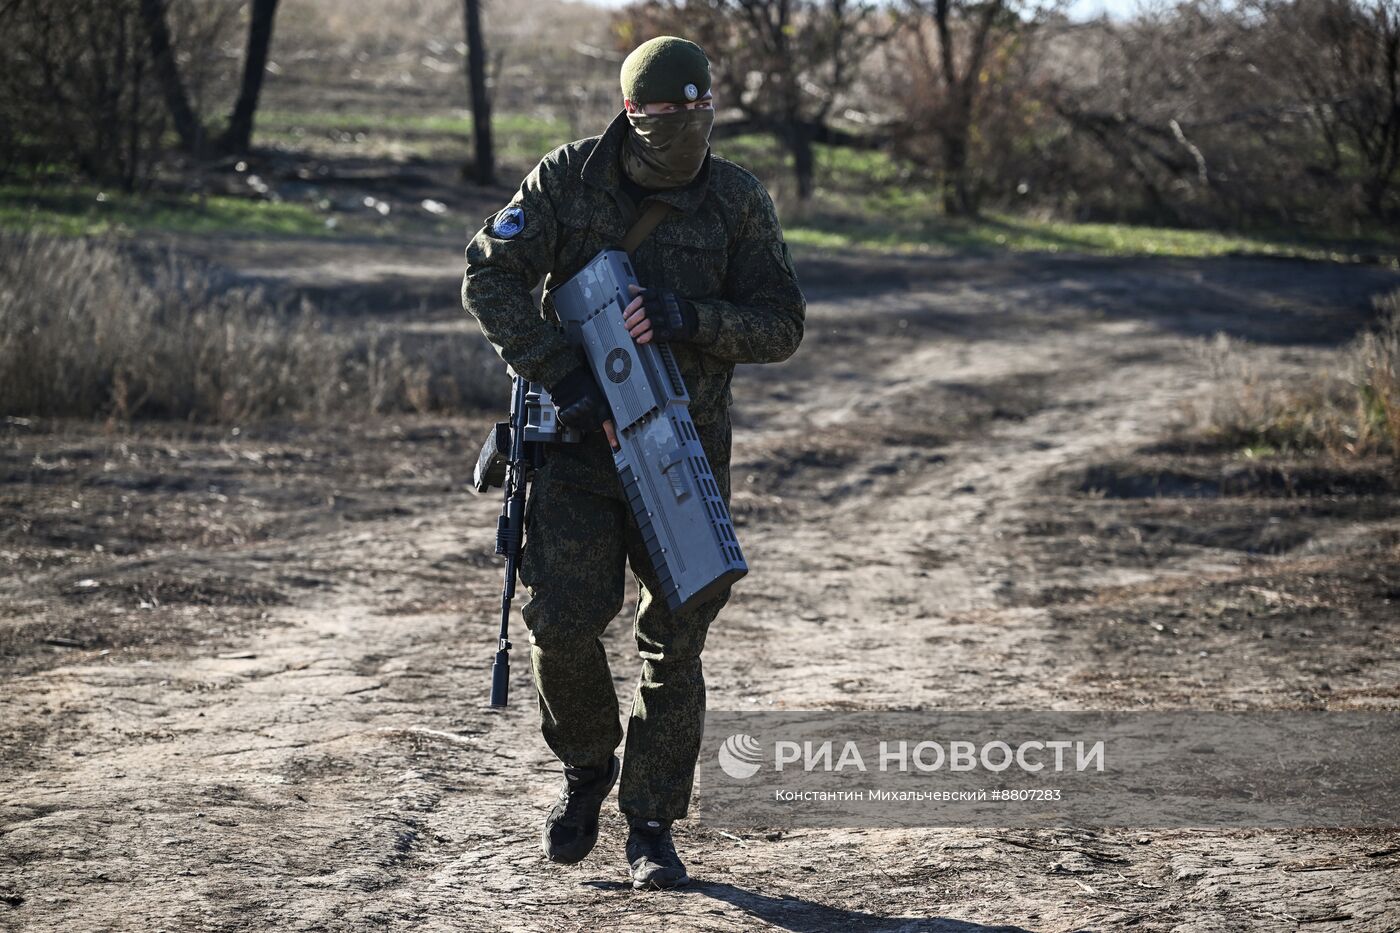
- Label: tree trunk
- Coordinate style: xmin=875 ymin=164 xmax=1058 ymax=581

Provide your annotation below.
xmin=783 ymin=122 xmax=815 ymax=201
xmin=463 ymin=0 xmax=494 ymax=185
xmin=137 ymin=0 xmax=204 ymax=155
xmin=127 ymin=18 xmax=145 ymax=189
xmin=1365 ymin=173 xmax=1394 ymax=223
xmin=940 ymin=113 xmax=977 ymax=216
xmin=219 ymin=0 xmax=279 ymax=155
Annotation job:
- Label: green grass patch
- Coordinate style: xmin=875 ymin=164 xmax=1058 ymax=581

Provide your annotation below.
xmin=259 ymin=108 xmax=565 ymax=138
xmin=716 ymin=132 xmax=1397 ymax=262
xmin=8 ymin=119 xmax=1392 ymax=261
xmin=0 ymin=185 xmax=332 ymax=238
xmin=783 ymin=213 xmax=1392 ymax=262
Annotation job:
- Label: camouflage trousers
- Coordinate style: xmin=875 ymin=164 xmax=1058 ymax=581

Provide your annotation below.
xmin=518 ymin=413 xmax=732 ymax=821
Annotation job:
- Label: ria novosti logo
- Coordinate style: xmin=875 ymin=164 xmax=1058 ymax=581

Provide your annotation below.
xmin=716 ymin=734 xmax=1106 ymax=780
xmin=717 ymin=733 xmax=763 ymax=779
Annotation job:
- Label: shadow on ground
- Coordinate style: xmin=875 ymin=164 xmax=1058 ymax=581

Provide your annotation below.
xmin=585 ymin=879 xmax=1040 ymax=932
xmin=798 ymin=251 xmax=1399 ymax=348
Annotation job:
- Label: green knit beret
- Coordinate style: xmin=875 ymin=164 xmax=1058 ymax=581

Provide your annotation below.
xmin=620 ymin=36 xmax=711 ymax=106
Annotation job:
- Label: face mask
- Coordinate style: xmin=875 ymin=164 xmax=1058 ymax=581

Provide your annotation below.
xmin=620 ymin=107 xmax=715 ymax=189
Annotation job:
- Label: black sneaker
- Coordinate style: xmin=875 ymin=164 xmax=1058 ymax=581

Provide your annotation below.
xmin=626 ymin=818 xmax=690 ymax=890
xmin=541 ymin=756 xmax=620 ymax=864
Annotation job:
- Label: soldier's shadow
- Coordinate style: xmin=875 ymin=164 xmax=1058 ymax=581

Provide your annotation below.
xmin=583 ymin=880 xmax=1040 ymax=932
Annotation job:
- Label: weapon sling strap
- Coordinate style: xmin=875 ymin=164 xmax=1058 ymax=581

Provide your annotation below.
xmin=619 ymin=199 xmax=675 ymax=255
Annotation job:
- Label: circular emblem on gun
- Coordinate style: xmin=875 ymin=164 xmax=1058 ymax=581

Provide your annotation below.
xmin=605 ymin=348 xmax=633 ymax=384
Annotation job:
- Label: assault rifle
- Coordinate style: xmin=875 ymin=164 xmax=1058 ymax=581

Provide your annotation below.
xmin=473 ymin=375 xmax=577 ymax=708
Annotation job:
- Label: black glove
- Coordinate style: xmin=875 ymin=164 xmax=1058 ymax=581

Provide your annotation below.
xmin=642 ymin=288 xmax=699 ymax=343
xmin=548 ymin=365 xmax=610 ymax=434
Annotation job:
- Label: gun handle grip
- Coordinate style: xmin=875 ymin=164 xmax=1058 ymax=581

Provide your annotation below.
xmin=489 ymin=650 xmax=510 ymax=708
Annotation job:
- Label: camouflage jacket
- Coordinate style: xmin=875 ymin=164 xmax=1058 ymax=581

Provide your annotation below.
xmin=461 ymin=111 xmax=806 ymax=429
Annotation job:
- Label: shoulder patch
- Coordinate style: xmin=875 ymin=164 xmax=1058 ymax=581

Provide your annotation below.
xmin=491 ymin=205 xmax=526 ymax=238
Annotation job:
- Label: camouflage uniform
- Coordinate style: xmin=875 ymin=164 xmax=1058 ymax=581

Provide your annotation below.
xmin=461 ymin=110 xmax=805 ymax=820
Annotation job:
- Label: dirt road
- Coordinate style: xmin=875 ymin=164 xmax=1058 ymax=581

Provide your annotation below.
xmin=3 ymin=248 xmax=1399 ymax=932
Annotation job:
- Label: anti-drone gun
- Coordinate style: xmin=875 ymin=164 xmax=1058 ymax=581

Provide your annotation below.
xmin=472 ymin=248 xmax=748 ymax=708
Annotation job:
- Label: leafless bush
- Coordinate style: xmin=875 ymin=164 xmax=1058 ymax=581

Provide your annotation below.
xmin=1048 ymin=0 xmax=1400 ymax=227
xmin=0 ymin=0 xmax=240 ymax=185
xmin=0 ymin=0 xmax=160 ymax=185
xmin=0 ymin=235 xmax=501 ymax=423
xmin=1190 ymin=297 xmax=1400 ymax=459
xmin=880 ymin=0 xmax=1060 ymax=215
xmin=1249 ymin=0 xmax=1400 ymax=223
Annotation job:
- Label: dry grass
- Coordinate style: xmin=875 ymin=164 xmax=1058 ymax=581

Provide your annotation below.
xmin=1356 ymin=289 xmax=1400 ymax=454
xmin=1190 ymin=292 xmax=1400 ymax=459
xmin=269 ymin=0 xmax=621 ymax=137
xmin=0 ymin=235 xmax=501 ymax=423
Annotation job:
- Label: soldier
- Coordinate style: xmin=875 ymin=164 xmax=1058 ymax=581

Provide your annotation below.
xmin=461 ymin=35 xmax=805 ymax=890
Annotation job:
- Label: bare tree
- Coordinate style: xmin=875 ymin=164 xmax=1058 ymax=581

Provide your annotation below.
xmin=887 ymin=0 xmax=1056 ymax=215
xmin=463 ymin=0 xmax=495 ymax=185
xmin=219 ymin=0 xmax=280 ymax=155
xmin=912 ymin=0 xmax=1004 ymax=214
xmin=1048 ymin=0 xmax=1398 ymax=227
xmin=137 ymin=0 xmax=205 ymax=155
xmin=134 ymin=0 xmax=280 ymax=158
xmin=1256 ymin=0 xmax=1400 ymax=221
xmin=1047 ymin=3 xmax=1273 ymax=224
